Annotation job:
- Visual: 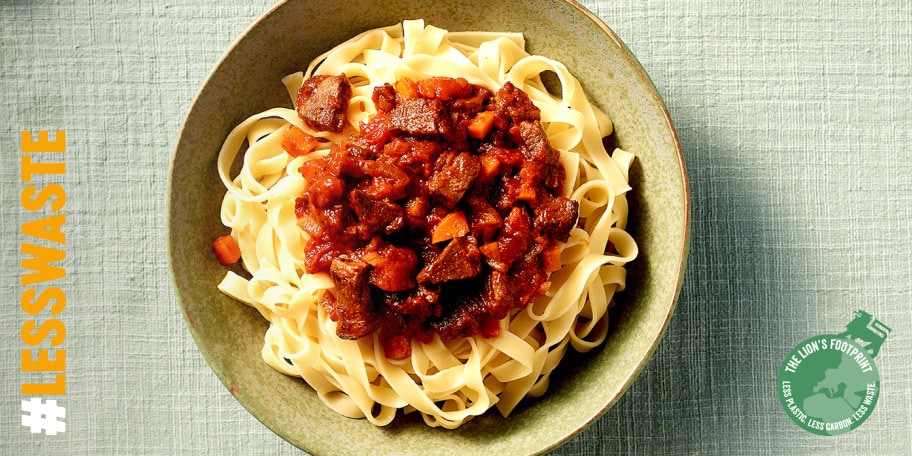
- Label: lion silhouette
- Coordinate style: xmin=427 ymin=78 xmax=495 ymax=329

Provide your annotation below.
xmin=837 ymin=310 xmax=891 ymax=357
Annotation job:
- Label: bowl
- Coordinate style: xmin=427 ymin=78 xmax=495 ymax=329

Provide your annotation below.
xmin=167 ymin=0 xmax=688 ymax=454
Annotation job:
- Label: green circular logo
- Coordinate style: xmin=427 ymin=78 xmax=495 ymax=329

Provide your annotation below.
xmin=778 ymin=334 xmax=879 ymax=435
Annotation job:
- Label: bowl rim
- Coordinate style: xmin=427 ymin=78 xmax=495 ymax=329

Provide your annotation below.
xmin=530 ymin=3 xmax=690 ymax=453
xmin=165 ymin=0 xmax=690 ymax=453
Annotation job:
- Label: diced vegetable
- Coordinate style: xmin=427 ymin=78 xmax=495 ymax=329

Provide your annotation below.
xmin=517 ymin=183 xmax=537 ymax=202
xmin=282 ymin=125 xmax=318 ymax=157
xmin=431 ymin=211 xmax=469 ymax=244
xmin=479 ymin=242 xmax=500 ymax=261
xmin=477 ymin=154 xmax=500 ymax=183
xmin=467 ymin=111 xmax=495 ymax=139
xmin=541 ymin=242 xmax=563 ymax=273
xmin=212 ymin=235 xmax=241 ymax=265
xmin=394 ymin=77 xmax=419 ymax=99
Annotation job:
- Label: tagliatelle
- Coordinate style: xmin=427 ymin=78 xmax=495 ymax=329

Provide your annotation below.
xmin=214 ymin=19 xmax=637 ymax=428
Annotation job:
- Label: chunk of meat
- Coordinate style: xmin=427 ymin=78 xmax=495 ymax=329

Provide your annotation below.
xmin=496 ymin=206 xmax=532 ymax=269
xmin=417 ymin=236 xmax=482 ymax=284
xmin=517 ymin=121 xmax=558 ymax=166
xmin=427 ymin=152 xmax=480 ymax=208
xmin=386 ymin=285 xmax=441 ymax=318
xmin=507 ymin=255 xmax=549 ymax=307
xmin=491 ymin=81 xmax=540 ymax=124
xmin=447 ymin=85 xmax=493 ymax=114
xmin=465 ymin=195 xmax=502 ymax=241
xmin=390 ymin=98 xmax=451 ymax=136
xmin=480 ymin=270 xmax=519 ymax=320
xmin=296 ymin=74 xmax=352 ymax=133
xmin=533 ymin=196 xmax=579 ymax=242
xmin=328 ymin=256 xmax=379 ymax=339
xmin=517 ymin=121 xmax=566 ymax=192
xmin=348 ymin=189 xmax=402 ymax=235
xmin=430 ymin=305 xmax=479 ymax=340
xmin=372 ymin=83 xmax=397 ymax=113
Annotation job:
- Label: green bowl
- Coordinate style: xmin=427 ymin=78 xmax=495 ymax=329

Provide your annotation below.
xmin=167 ymin=0 xmax=688 ymax=454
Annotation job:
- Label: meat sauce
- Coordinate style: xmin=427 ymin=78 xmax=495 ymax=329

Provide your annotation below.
xmin=289 ymin=74 xmax=579 ymax=359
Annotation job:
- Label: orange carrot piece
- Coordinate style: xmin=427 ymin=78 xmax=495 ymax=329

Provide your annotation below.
xmin=282 ymin=125 xmax=318 ymax=157
xmin=541 ymin=242 xmax=563 ymax=272
xmin=431 ymin=211 xmax=469 ymax=244
xmin=467 ymin=111 xmax=495 ymax=139
xmin=477 ymin=154 xmax=500 ymax=183
xmin=478 ymin=241 xmax=500 ymax=261
xmin=395 ymin=77 xmax=419 ymax=99
xmin=517 ymin=183 xmax=537 ymax=202
xmin=212 ymin=235 xmax=241 ymax=265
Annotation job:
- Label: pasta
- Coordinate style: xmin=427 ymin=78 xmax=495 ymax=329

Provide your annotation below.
xmin=214 ymin=20 xmax=637 ymax=428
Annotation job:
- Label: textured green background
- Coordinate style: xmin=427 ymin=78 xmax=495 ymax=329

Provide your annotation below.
xmin=1 ymin=0 xmax=910 ymax=454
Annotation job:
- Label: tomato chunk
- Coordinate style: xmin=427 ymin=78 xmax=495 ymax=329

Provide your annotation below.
xmin=417 ymin=77 xmax=473 ymax=100
xmin=382 ymin=334 xmax=412 ymax=360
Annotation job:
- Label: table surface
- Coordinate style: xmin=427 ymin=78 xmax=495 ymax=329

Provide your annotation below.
xmin=2 ymin=1 xmax=910 ymax=454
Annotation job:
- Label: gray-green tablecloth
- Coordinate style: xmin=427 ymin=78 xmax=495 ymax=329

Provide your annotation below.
xmin=2 ymin=0 xmax=910 ymax=454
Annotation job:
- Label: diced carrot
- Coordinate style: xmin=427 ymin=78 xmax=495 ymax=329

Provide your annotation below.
xmin=431 ymin=211 xmax=469 ymax=244
xmin=382 ymin=334 xmax=412 ymax=360
xmin=394 ymin=77 xmax=419 ymax=99
xmin=541 ymin=242 xmax=563 ymax=272
xmin=517 ymin=183 xmax=537 ymax=202
xmin=282 ymin=125 xmax=318 ymax=157
xmin=478 ymin=241 xmax=500 ymax=261
xmin=467 ymin=111 xmax=495 ymax=139
xmin=405 ymin=195 xmax=429 ymax=223
xmin=212 ymin=235 xmax=241 ymax=265
xmin=477 ymin=153 xmax=500 ymax=183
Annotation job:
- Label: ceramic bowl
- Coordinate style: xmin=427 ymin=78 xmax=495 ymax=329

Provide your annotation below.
xmin=167 ymin=0 xmax=688 ymax=454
